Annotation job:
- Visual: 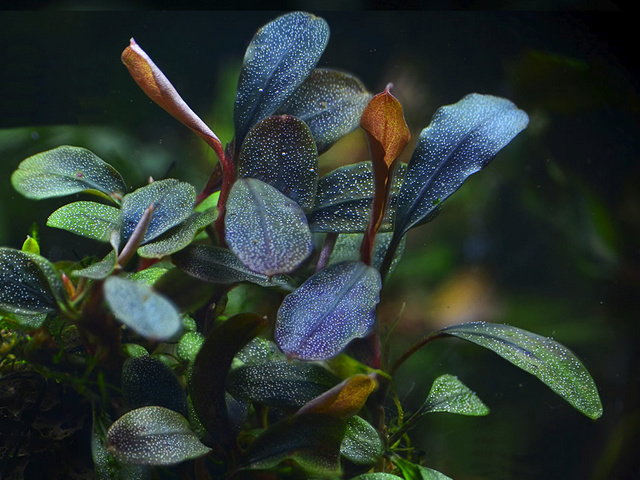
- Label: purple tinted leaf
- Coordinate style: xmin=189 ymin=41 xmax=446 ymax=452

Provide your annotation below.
xmin=276 ymin=261 xmax=381 ymax=361
xmin=225 ymin=178 xmax=313 ymax=276
xmin=238 ymin=115 xmax=318 ymax=210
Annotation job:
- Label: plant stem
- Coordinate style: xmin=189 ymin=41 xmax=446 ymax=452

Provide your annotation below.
xmin=389 ymin=331 xmax=445 ymax=377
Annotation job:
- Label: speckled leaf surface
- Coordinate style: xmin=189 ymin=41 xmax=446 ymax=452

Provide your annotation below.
xmin=238 ymin=115 xmax=318 ymax=210
xmin=309 ymin=162 xmax=406 ymax=233
xmin=341 ymin=416 xmax=383 ymax=466
xmin=120 ymin=179 xmax=195 ymax=246
xmin=276 ymin=261 xmax=382 ymax=361
xmin=329 ymin=232 xmax=405 ymax=274
xmin=11 ymin=145 xmax=126 ymax=202
xmin=351 ymin=475 xmax=403 ymax=480
xmin=106 ymin=406 xmax=210 ymax=466
xmin=423 ymin=374 xmax=489 ymax=416
xmin=104 ymin=276 xmax=183 ymax=341
xmin=71 ymin=250 xmax=117 ymax=280
xmin=225 ymin=178 xmax=313 ymax=276
xmin=439 ymin=322 xmax=603 ymax=419
xmin=47 ymin=201 xmax=121 ymax=242
xmin=277 ymin=68 xmax=371 ymax=153
xmin=394 ymin=94 xmax=529 ymax=239
xmin=234 ymin=12 xmax=329 ymax=146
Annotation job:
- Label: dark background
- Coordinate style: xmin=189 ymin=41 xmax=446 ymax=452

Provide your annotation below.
xmin=1 ymin=8 xmax=638 ymax=480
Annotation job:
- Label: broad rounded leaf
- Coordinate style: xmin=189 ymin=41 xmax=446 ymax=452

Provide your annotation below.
xmin=423 ymin=374 xmax=489 ymax=416
xmin=225 ymin=178 xmax=313 ymax=276
xmin=104 ymin=276 xmax=182 ymax=341
xmin=47 ymin=201 xmax=120 ymax=242
xmin=394 ymin=456 xmax=454 ymax=480
xmin=106 ymin=406 xmax=210 ymax=466
xmin=234 ymin=12 xmax=329 ymax=146
xmin=439 ymin=322 xmax=603 ymax=419
xmin=276 ymin=261 xmax=382 ymax=361
xmin=120 ymin=179 xmax=195 ymax=246
xmin=238 ymin=115 xmax=318 ymax=210
xmin=277 ymin=68 xmax=371 ymax=153
xmin=11 ymin=146 xmax=126 ymax=202
xmin=341 ymin=415 xmax=383 ymax=465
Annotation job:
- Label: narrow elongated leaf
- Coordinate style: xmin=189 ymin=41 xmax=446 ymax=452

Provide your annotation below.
xmin=394 ymin=94 xmax=529 ymax=239
xmin=11 ymin=146 xmax=126 ymax=202
xmin=238 ymin=115 xmax=318 ymax=210
xmin=104 ymin=276 xmax=183 ymax=341
xmin=423 ymin=374 xmax=489 ymax=416
xmin=225 ymin=178 xmax=313 ymax=276
xmin=47 ymin=201 xmax=120 ymax=242
xmin=439 ymin=322 xmax=603 ymax=419
xmin=106 ymin=406 xmax=211 ymax=466
xmin=120 ymin=179 xmax=195 ymax=246
xmin=234 ymin=12 xmax=329 ymax=146
xmin=309 ymin=162 xmax=406 ymax=233
xmin=173 ymin=244 xmax=289 ymax=287
xmin=340 ymin=415 xmax=383 ymax=465
xmin=276 ymin=261 xmax=382 ymax=361
xmin=277 ymin=68 xmax=371 ymax=153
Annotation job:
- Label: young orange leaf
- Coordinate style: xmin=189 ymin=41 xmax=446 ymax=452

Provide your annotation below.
xmin=296 ymin=374 xmax=378 ymax=419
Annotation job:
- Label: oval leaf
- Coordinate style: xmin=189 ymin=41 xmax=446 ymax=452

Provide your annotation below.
xmin=394 ymin=456 xmax=454 ymax=480
xmin=106 ymin=406 xmax=210 ymax=466
xmin=276 ymin=261 xmax=382 ymax=361
xmin=238 ymin=115 xmax=318 ymax=210
xmin=277 ymin=68 xmax=371 ymax=153
xmin=104 ymin=276 xmax=183 ymax=341
xmin=234 ymin=12 xmax=329 ymax=146
xmin=47 ymin=201 xmax=121 ymax=242
xmin=341 ymin=415 xmax=383 ymax=466
xmin=423 ymin=374 xmax=489 ymax=416
xmin=11 ymin=146 xmax=126 ymax=202
xmin=439 ymin=322 xmax=603 ymax=419
xmin=225 ymin=178 xmax=313 ymax=276
xmin=297 ymin=374 xmax=377 ymax=419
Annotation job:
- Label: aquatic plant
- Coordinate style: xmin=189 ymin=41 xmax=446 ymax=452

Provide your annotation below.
xmin=1 ymin=11 xmax=602 ymax=479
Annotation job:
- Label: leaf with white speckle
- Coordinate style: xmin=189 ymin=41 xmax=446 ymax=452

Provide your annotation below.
xmin=422 ymin=374 xmax=489 ymax=416
xmin=277 ymin=68 xmax=371 ymax=154
xmin=439 ymin=322 xmax=603 ymax=419
xmin=47 ymin=201 xmax=121 ymax=242
xmin=225 ymin=178 xmax=313 ymax=276
xmin=104 ymin=276 xmax=183 ymax=341
xmin=350 ymin=474 xmax=402 ymax=480
xmin=106 ymin=406 xmax=211 ymax=466
xmin=329 ymin=232 xmax=405 ymax=275
xmin=234 ymin=12 xmax=329 ymax=147
xmin=72 ymin=250 xmax=117 ymax=280
xmin=276 ymin=261 xmax=381 ymax=361
xmin=341 ymin=416 xmax=383 ymax=466
xmin=238 ymin=115 xmax=318 ymax=210
xmin=11 ymin=146 xmax=126 ymax=203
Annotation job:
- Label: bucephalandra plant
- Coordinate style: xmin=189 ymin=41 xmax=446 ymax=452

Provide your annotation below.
xmin=0 ymin=11 xmax=602 ymax=480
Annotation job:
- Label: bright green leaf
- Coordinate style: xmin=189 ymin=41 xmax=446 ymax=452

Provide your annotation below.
xmin=72 ymin=250 xmax=117 ymax=280
xmin=423 ymin=374 xmax=489 ymax=416
xmin=47 ymin=201 xmax=121 ymax=242
xmin=340 ymin=416 xmax=383 ymax=465
xmin=394 ymin=456 xmax=454 ymax=480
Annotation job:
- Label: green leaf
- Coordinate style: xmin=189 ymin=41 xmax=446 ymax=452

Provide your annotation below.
xmin=275 ymin=261 xmax=381 ymax=361
xmin=277 ymin=68 xmax=371 ymax=154
xmin=176 ymin=331 xmax=205 ymax=362
xmin=11 ymin=145 xmax=126 ymax=203
xmin=71 ymin=250 xmax=117 ymax=280
xmin=340 ymin=416 xmax=383 ymax=465
xmin=137 ymin=208 xmax=215 ymax=258
xmin=238 ymin=114 xmax=318 ymax=210
xmin=126 ymin=263 xmax=171 ymax=286
xmin=439 ymin=322 xmax=603 ymax=419
xmin=350 ymin=474 xmax=402 ymax=480
xmin=234 ymin=12 xmax=329 ymax=146
xmin=309 ymin=161 xmax=406 ymax=233
xmin=225 ymin=178 xmax=313 ymax=276
xmin=21 ymin=236 xmax=40 ymax=255
xmin=422 ymin=374 xmax=489 ymax=416
xmin=329 ymin=232 xmax=406 ymax=274
xmin=47 ymin=201 xmax=121 ymax=242
xmin=173 ymin=244 xmax=289 ymax=287
xmin=104 ymin=276 xmax=183 ymax=341
xmin=394 ymin=456 xmax=454 ymax=480
xmin=106 ymin=406 xmax=211 ymax=466
xmin=120 ymin=179 xmax=195 ymax=246
xmin=239 ymin=413 xmax=345 ymax=477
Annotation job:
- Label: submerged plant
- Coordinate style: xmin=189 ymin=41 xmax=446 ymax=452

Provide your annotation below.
xmin=1 ymin=12 xmax=602 ymax=480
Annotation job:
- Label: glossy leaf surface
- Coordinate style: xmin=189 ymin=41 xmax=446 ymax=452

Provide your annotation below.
xmin=106 ymin=406 xmax=210 ymax=466
xmin=309 ymin=162 xmax=406 ymax=233
xmin=71 ymin=250 xmax=117 ymax=280
xmin=276 ymin=261 xmax=382 ymax=361
xmin=329 ymin=232 xmax=405 ymax=274
xmin=104 ymin=276 xmax=183 ymax=341
xmin=234 ymin=12 xmax=329 ymax=146
xmin=225 ymin=178 xmax=313 ymax=276
xmin=11 ymin=146 xmax=126 ymax=202
xmin=394 ymin=456 xmax=454 ymax=480
xmin=423 ymin=374 xmax=489 ymax=416
xmin=173 ymin=244 xmax=288 ymax=287
xmin=394 ymin=94 xmax=529 ymax=238
xmin=297 ymin=374 xmax=377 ymax=419
xmin=439 ymin=322 xmax=603 ymax=419
xmin=120 ymin=179 xmax=195 ymax=246
xmin=47 ymin=201 xmax=120 ymax=242
xmin=351 ymin=475 xmax=402 ymax=480
xmin=238 ymin=115 xmax=318 ymax=210
xmin=340 ymin=415 xmax=383 ymax=465
xmin=277 ymin=68 xmax=371 ymax=153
